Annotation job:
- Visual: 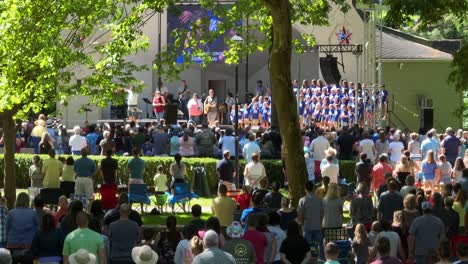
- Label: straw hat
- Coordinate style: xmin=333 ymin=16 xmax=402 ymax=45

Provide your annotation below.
xmin=68 ymin=249 xmax=96 ymax=264
xmin=132 ymin=245 xmax=159 ymax=264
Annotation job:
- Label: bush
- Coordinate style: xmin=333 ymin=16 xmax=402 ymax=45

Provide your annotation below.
xmin=0 ymin=154 xmax=284 ymax=192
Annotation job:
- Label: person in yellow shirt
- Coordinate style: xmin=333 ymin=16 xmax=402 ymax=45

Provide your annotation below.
xmin=153 ymin=165 xmax=168 ymax=194
xmin=211 ymin=184 xmax=237 ymax=227
xmin=41 ymin=149 xmax=63 ymax=188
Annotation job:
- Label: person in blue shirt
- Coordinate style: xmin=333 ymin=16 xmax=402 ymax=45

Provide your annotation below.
xmin=240 ymin=192 xmax=265 ymax=225
xmin=250 ymin=103 xmax=260 ymax=126
xmin=242 ymin=103 xmax=250 ymax=127
xmin=85 ymin=126 xmax=99 ymax=155
xmin=421 ymin=132 xmax=440 ymax=161
xmin=321 ymin=104 xmax=330 ymax=127
xmin=303 ymin=104 xmax=312 ymax=127
xmin=261 ymin=102 xmax=270 ymax=129
xmin=340 ymin=105 xmax=349 ymax=127
xmin=74 ymin=148 xmax=97 ymax=200
xmin=421 ymin=150 xmax=438 ymax=192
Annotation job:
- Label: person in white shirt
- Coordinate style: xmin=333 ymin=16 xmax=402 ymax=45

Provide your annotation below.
xmin=242 ymin=134 xmax=261 ymax=163
xmin=243 ymin=153 xmax=266 ymax=189
xmin=359 ymin=132 xmax=376 ymax=162
xmin=187 ymin=93 xmax=203 ymax=124
xmin=310 ymin=129 xmax=330 ymax=180
xmin=321 ymin=155 xmax=339 ymax=183
xmin=69 ymin=126 xmax=87 ymax=155
xmin=125 ymin=85 xmax=140 ymax=118
xmin=388 ymin=133 xmax=404 ymax=167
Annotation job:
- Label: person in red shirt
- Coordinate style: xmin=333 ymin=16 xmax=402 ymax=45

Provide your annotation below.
xmin=372 ymin=154 xmax=393 ymax=193
xmin=152 ymin=90 xmax=166 ymax=122
xmin=236 ymin=185 xmax=252 ymax=211
xmin=54 ymin=195 xmax=68 ymax=224
xmin=243 ymin=214 xmax=267 ymax=264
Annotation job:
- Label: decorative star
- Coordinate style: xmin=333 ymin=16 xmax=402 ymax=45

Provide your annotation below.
xmin=336 ymin=26 xmax=352 ymax=45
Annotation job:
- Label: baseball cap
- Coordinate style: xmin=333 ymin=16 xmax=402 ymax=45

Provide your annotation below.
xmin=421 ymin=201 xmax=432 ymax=210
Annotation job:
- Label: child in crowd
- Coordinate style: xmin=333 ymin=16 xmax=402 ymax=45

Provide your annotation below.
xmin=438 ymin=154 xmax=453 ymax=185
xmin=0 ymin=197 xmax=7 ymax=248
xmin=352 ymin=224 xmax=370 ymax=264
xmin=153 ymin=165 xmax=167 ymax=194
xmin=189 ymin=236 xmax=203 ymax=258
xmin=324 ymin=242 xmax=340 ymax=264
xmin=242 ymin=103 xmax=250 ymax=128
xmin=277 ymin=197 xmax=297 ymax=230
xmin=61 ymin=156 xmax=76 ymax=197
xmin=188 ymin=204 xmax=206 ymax=230
xmin=139 ymin=228 xmax=158 ymax=252
xmin=29 ymin=155 xmax=43 ymax=188
xmin=236 ymin=185 xmax=252 ymax=211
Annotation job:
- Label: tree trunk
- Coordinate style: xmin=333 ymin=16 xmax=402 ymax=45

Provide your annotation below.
xmin=262 ymin=0 xmax=307 ymax=207
xmin=2 ymin=112 xmax=16 ymax=209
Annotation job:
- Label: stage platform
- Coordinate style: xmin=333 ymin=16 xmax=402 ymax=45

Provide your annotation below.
xmin=96 ymin=119 xmax=188 ymax=125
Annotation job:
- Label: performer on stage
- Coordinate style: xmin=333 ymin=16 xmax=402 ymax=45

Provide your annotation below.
xmin=204 ymin=89 xmax=218 ymax=127
xmin=152 ymin=90 xmax=166 ymax=122
xmin=187 ymin=93 xmax=203 ymax=124
xmin=177 ymin=80 xmax=191 ymax=120
xmin=124 ymin=84 xmax=140 ymax=119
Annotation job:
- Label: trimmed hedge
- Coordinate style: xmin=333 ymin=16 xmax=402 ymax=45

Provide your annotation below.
xmin=0 ymin=154 xmax=357 ymax=191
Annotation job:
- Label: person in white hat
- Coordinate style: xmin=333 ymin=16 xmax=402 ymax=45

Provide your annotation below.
xmin=68 ymin=249 xmax=96 ymax=264
xmin=131 ymin=245 xmax=159 ymax=264
xmin=0 ymin=248 xmax=12 ymax=264
xmin=69 ymin=126 xmax=87 ymax=156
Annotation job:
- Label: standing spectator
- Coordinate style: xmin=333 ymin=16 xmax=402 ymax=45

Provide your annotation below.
xmin=61 ymin=156 xmax=76 ymax=197
xmin=336 ymin=127 xmax=355 ymax=160
xmin=378 ymin=180 xmax=403 ymax=222
xmin=192 ymin=230 xmax=235 ymax=264
xmin=267 ymin=212 xmax=285 ymax=264
xmin=264 ymin=182 xmax=283 ymax=210
xmin=408 ymin=133 xmax=421 ymax=155
xmin=372 ymin=154 xmax=393 ymax=193
xmin=174 ymin=224 xmax=198 ymax=264
xmin=89 ymin=200 xmax=105 ymax=236
xmin=442 ymin=127 xmax=461 ymax=165
xmin=388 ymin=133 xmax=404 ymax=167
xmin=54 ymin=196 xmax=69 ymax=224
xmin=155 ymin=216 xmax=182 ymax=264
xmin=109 ymin=204 xmax=140 ymax=263
xmin=352 ymin=224 xmax=370 ymax=264
xmin=195 ymin=123 xmax=216 ymax=156
xmin=374 ymin=220 xmax=405 ymax=260
xmin=39 ymin=132 xmax=55 ymax=155
xmin=321 ymin=155 xmax=339 ymax=184
xmin=29 ymin=155 xmax=44 ymax=188
xmin=204 ymin=89 xmax=218 ymax=127
xmin=370 ymin=237 xmax=401 ymax=264
xmin=152 ymin=90 xmax=166 ymax=122
xmin=350 ymin=182 xmax=375 ymax=227
xmin=62 ymin=211 xmax=105 ymax=264
xmin=0 ymin=248 xmax=12 ymax=264
xmin=42 ymin=149 xmax=63 ymax=188
xmin=31 ymin=213 xmax=64 ymax=263
xmin=256 ymin=213 xmax=277 ymax=263
xmin=100 ymin=149 xmax=118 ymax=184
xmin=170 ymin=154 xmax=187 ymax=193
xmin=420 ymin=132 xmax=439 ymax=161
xmin=60 ymin=200 xmax=84 ymax=237
xmin=243 ymin=215 xmax=267 ymax=264
xmin=240 ymin=194 xmax=264 ymax=225
xmin=359 ymin=132 xmax=376 ymax=163
xmin=99 ymin=130 xmax=115 ymax=156
xmin=0 ymin=197 xmax=8 ymax=248
xmin=297 ymin=181 xmax=323 ymax=257
xmin=103 ymin=194 xmax=143 ymax=234
xmin=400 ymin=194 xmax=420 ymax=254
xmin=438 ymin=155 xmax=453 ymax=185
xmin=375 ymin=131 xmax=390 ymax=162
xmin=74 ymin=148 xmax=96 ymax=202
xmin=211 ymin=184 xmax=236 ymax=227
xmin=278 ymin=197 xmax=297 ymax=230
xmin=244 ymin=153 xmax=267 ymax=190
xmin=421 ymin=150 xmax=438 ymax=191
xmin=393 ymin=155 xmax=412 ymax=187
xmin=223 ymin=221 xmax=257 ymax=264
xmin=243 ymin=134 xmax=261 ymax=163
xmin=218 ymin=128 xmax=237 ymax=158
xmin=408 ymin=201 xmax=445 ymax=264
xmin=461 ymin=168 xmax=468 ymax=192
xmin=151 ymin=126 xmax=169 ymax=157
xmin=355 ymin=153 xmax=372 ymax=188
xmin=187 ymin=93 xmax=202 ymax=124
xmin=153 ymin=165 xmax=168 ymax=193
xmin=453 ymin=157 xmax=465 ymax=183
xmin=217 ymin=150 xmax=235 ymax=186
xmin=178 ymin=132 xmax=194 ymax=157
xmin=432 ymin=192 xmax=451 ymax=233
xmin=311 ymin=129 xmax=330 ymax=182
xmin=6 ymin=193 xmax=38 ymax=263
xmin=455 ymin=243 xmax=468 ymax=264
xmin=85 ymin=125 xmax=99 ymax=155
xmin=444 ymin=197 xmax=460 ymax=238
xmin=322 ymin=183 xmax=343 ymax=228
xmin=128 ymin=148 xmax=145 ymax=185
xmin=69 ymin=126 xmax=87 ymax=156
xmin=132 ymin=127 xmax=146 ymax=151
xmin=279 ymin=221 xmax=311 ymax=264
xmin=31 ymin=115 xmax=47 ymax=154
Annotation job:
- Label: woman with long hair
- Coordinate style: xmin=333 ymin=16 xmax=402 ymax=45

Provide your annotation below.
xmin=421 ymin=150 xmax=438 ymax=192
xmin=453 ymin=157 xmax=465 ymax=183
xmin=178 ymin=130 xmax=194 ymax=156
xmin=156 ymin=215 xmax=182 ymax=264
xmin=170 ymin=153 xmax=187 ymax=194
xmin=438 ymin=154 xmax=453 ymax=185
xmin=279 ymin=221 xmax=311 ymax=264
xmin=408 ymin=133 xmax=421 ymax=155
xmin=453 ymin=189 xmax=466 ymax=230
xmin=352 ymin=224 xmax=370 ymax=264
xmin=31 ymin=213 xmax=64 ymax=263
xmin=60 ymin=200 xmax=84 ymax=236
xmin=394 ymin=155 xmax=412 ymax=187
xmin=322 ymin=183 xmax=344 ymax=228
xmin=39 ymin=131 xmax=54 ymax=154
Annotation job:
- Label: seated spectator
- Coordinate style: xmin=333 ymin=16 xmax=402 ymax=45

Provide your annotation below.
xmin=189 ymin=204 xmax=206 ymax=230
xmin=31 ymin=213 xmax=64 ymax=263
xmin=453 ymin=189 xmax=466 ymax=230
xmin=256 ymin=213 xmax=276 ymax=263
xmin=131 ymin=245 xmax=159 ymax=264
xmin=6 ymin=192 xmax=38 ymax=263
xmin=55 ymin=195 xmax=69 ymax=224
xmin=138 ymin=228 xmax=158 ymax=252
xmin=89 ymin=200 xmax=105 ymax=234
xmin=240 ymin=192 xmax=265 ymax=225
xmin=0 ymin=248 xmax=12 ymax=264
xmin=324 ymin=242 xmax=340 ymax=264
xmin=103 ymin=194 xmax=143 ymax=235
xmin=33 ymin=194 xmax=50 ymax=226
xmin=370 ymin=237 xmax=401 ymax=264
xmin=277 ymin=197 xmax=297 ymax=230
xmin=244 ymin=214 xmax=267 ymax=264
xmin=211 ymin=184 xmax=236 ymax=227
xmin=315 ymin=176 xmax=330 ymax=198
xmin=322 ymin=183 xmax=343 ymax=228
xmin=350 ymin=182 xmax=374 ymax=227
xmin=155 ymin=216 xmax=182 ymax=264
xmin=377 ymin=173 xmax=394 ymax=199
xmin=400 ymin=176 xmax=416 ymax=198
xmin=192 ymin=230 xmax=235 ymax=264
xmin=279 ymin=221 xmax=310 ymax=264
xmin=264 ymin=182 xmax=283 ymax=210
xmin=267 ymin=212 xmax=285 ymax=264
xmin=199 ymin=217 xmax=226 ymax=248
xmin=153 ymin=165 xmax=168 ymax=194
xmin=378 ymin=180 xmax=403 ymax=222
xmin=252 ymin=178 xmax=269 ymax=202
xmin=223 ymin=221 xmax=256 ymax=264
xmin=444 ymin=197 xmax=459 ymax=238
xmin=236 ymin=185 xmax=252 ymax=211
xmin=174 ymin=224 xmax=198 ymax=264
xmin=109 ymin=203 xmax=140 ymax=263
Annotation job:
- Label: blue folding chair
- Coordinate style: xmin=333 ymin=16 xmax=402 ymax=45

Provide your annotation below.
xmin=128 ymin=184 xmax=151 ymax=213
xmin=166 ymin=183 xmax=199 ymax=213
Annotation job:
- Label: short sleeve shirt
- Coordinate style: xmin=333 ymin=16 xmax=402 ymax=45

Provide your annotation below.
xmin=298 ymin=193 xmax=323 ymax=231
xmin=42 ymin=158 xmax=63 ymax=188
xmin=63 ymin=228 xmax=104 ymax=263
xmin=279 ymin=237 xmax=310 ymax=264
xmin=409 ymin=214 xmax=445 ymax=256
xmin=222 ymin=239 xmax=256 ymax=264
xmin=128 ymin=157 xmax=145 ymax=180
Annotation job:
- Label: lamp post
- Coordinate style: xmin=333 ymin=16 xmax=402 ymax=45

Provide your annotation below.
xmin=231 ymin=34 xmax=243 ymax=188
